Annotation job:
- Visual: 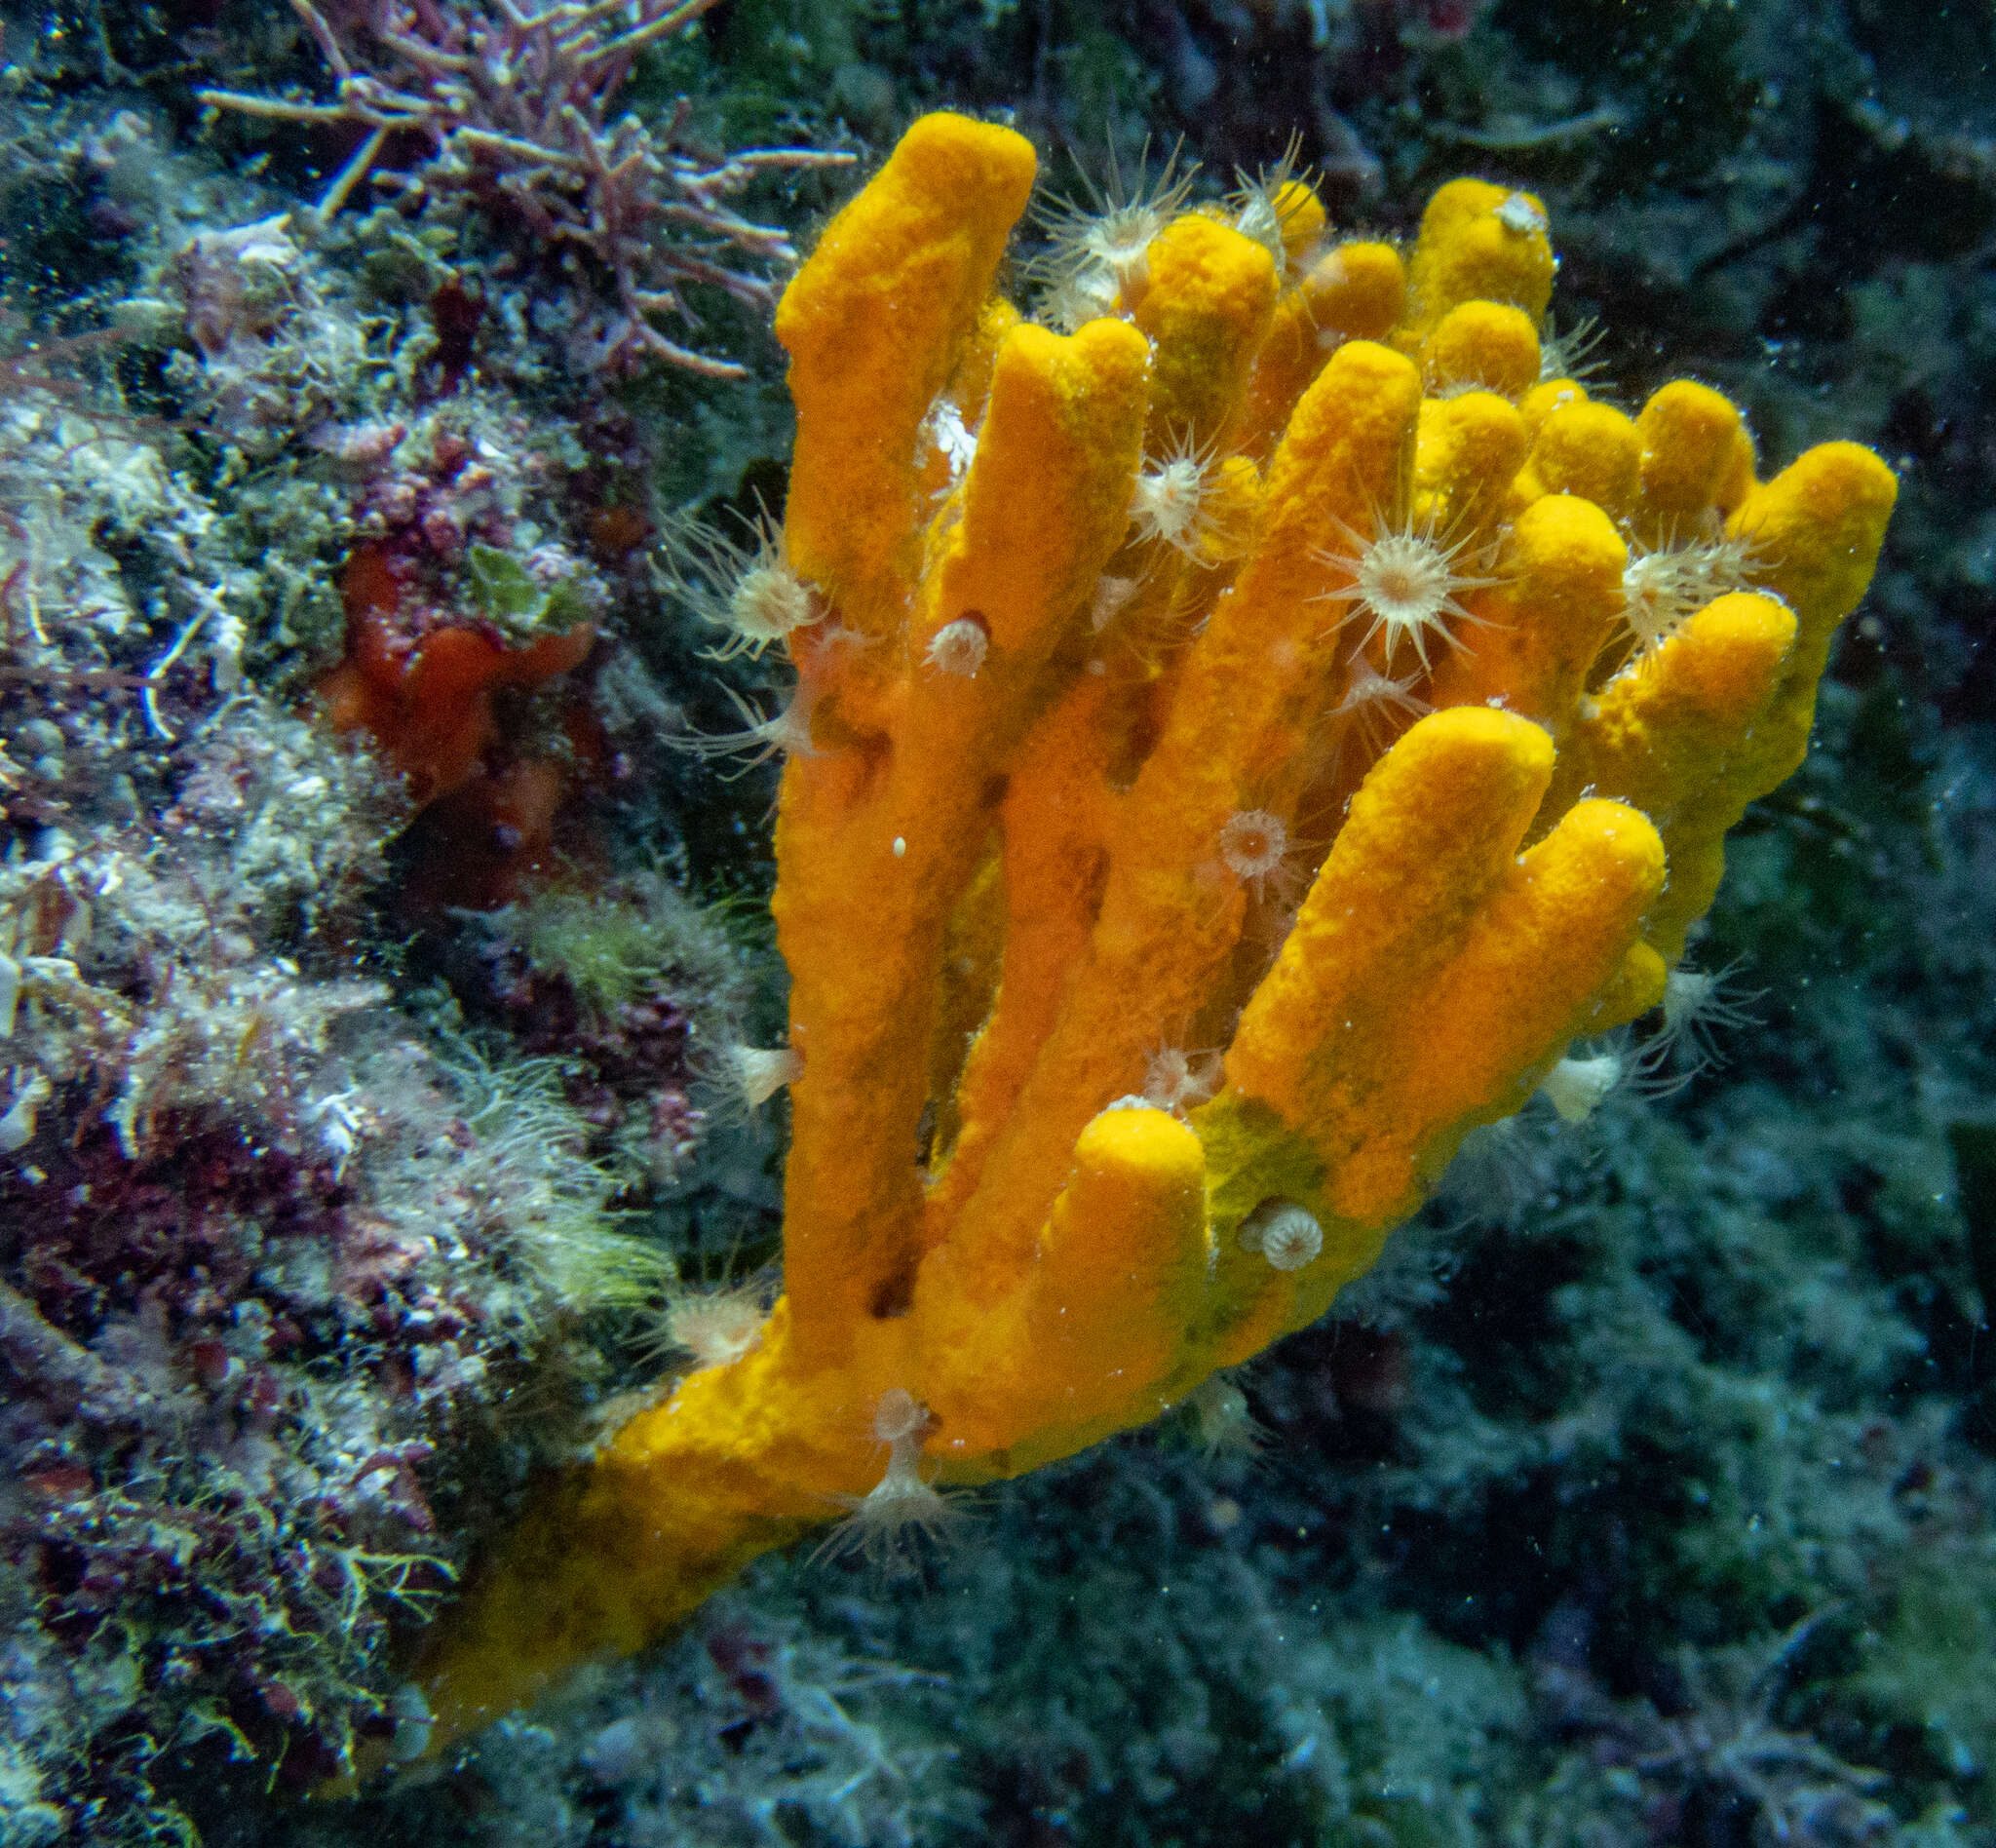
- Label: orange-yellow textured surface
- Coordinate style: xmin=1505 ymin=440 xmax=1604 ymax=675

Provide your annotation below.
xmin=403 ymin=111 xmax=1897 ymax=1755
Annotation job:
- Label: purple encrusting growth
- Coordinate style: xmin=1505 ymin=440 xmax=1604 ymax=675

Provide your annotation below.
xmin=326 ymin=404 xmax=616 ymax=632
xmin=464 ymin=916 xmax=710 ymax=1177
xmin=0 ymin=1120 xmax=451 ymax=1799
xmin=0 ymin=733 xmax=681 ymax=1831
xmin=0 ymin=31 xmax=767 ymax=1832
xmin=0 ymin=783 xmax=655 ymax=1820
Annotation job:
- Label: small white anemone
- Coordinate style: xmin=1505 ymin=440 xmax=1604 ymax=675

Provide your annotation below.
xmin=792 ymin=619 xmax=875 ymax=675
xmin=1217 ymin=808 xmax=1291 ymax=899
xmin=1130 ymin=431 xmax=1221 ymax=558
xmin=1318 ymin=509 xmax=1496 ymax=672
xmin=1334 ymin=660 xmax=1431 ymax=755
xmin=1239 ymin=1200 xmax=1324 ymax=1272
xmin=1539 ymin=1050 xmax=1624 ymax=1124
xmin=1537 ymin=313 xmax=1607 ymax=384
xmin=666 ymin=1281 xmax=770 ymax=1370
xmin=672 ymin=680 xmax=818 ymax=777
xmin=1619 ymin=532 xmax=1758 ymax=653
xmin=1227 ymin=134 xmax=1319 ymax=280
xmin=729 ymin=1044 xmax=801 ymax=1110
xmin=1643 ymin=958 xmax=1761 ymax=1076
xmin=655 ymin=513 xmax=817 ymax=662
xmin=818 ymin=1390 xmax=962 ymax=1574
xmin=1039 ymin=260 xmax=1123 ymax=334
xmin=924 ymin=613 xmax=991 ymax=678
xmin=1031 ymin=138 xmax=1198 ymax=303
xmin=1143 ymin=1044 xmax=1221 ymax=1113
xmin=1184 ymin=1372 xmax=1265 ymax=1459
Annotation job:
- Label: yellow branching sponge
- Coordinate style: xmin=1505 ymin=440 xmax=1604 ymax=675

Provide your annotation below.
xmin=409 ymin=113 xmax=1896 ymax=1748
